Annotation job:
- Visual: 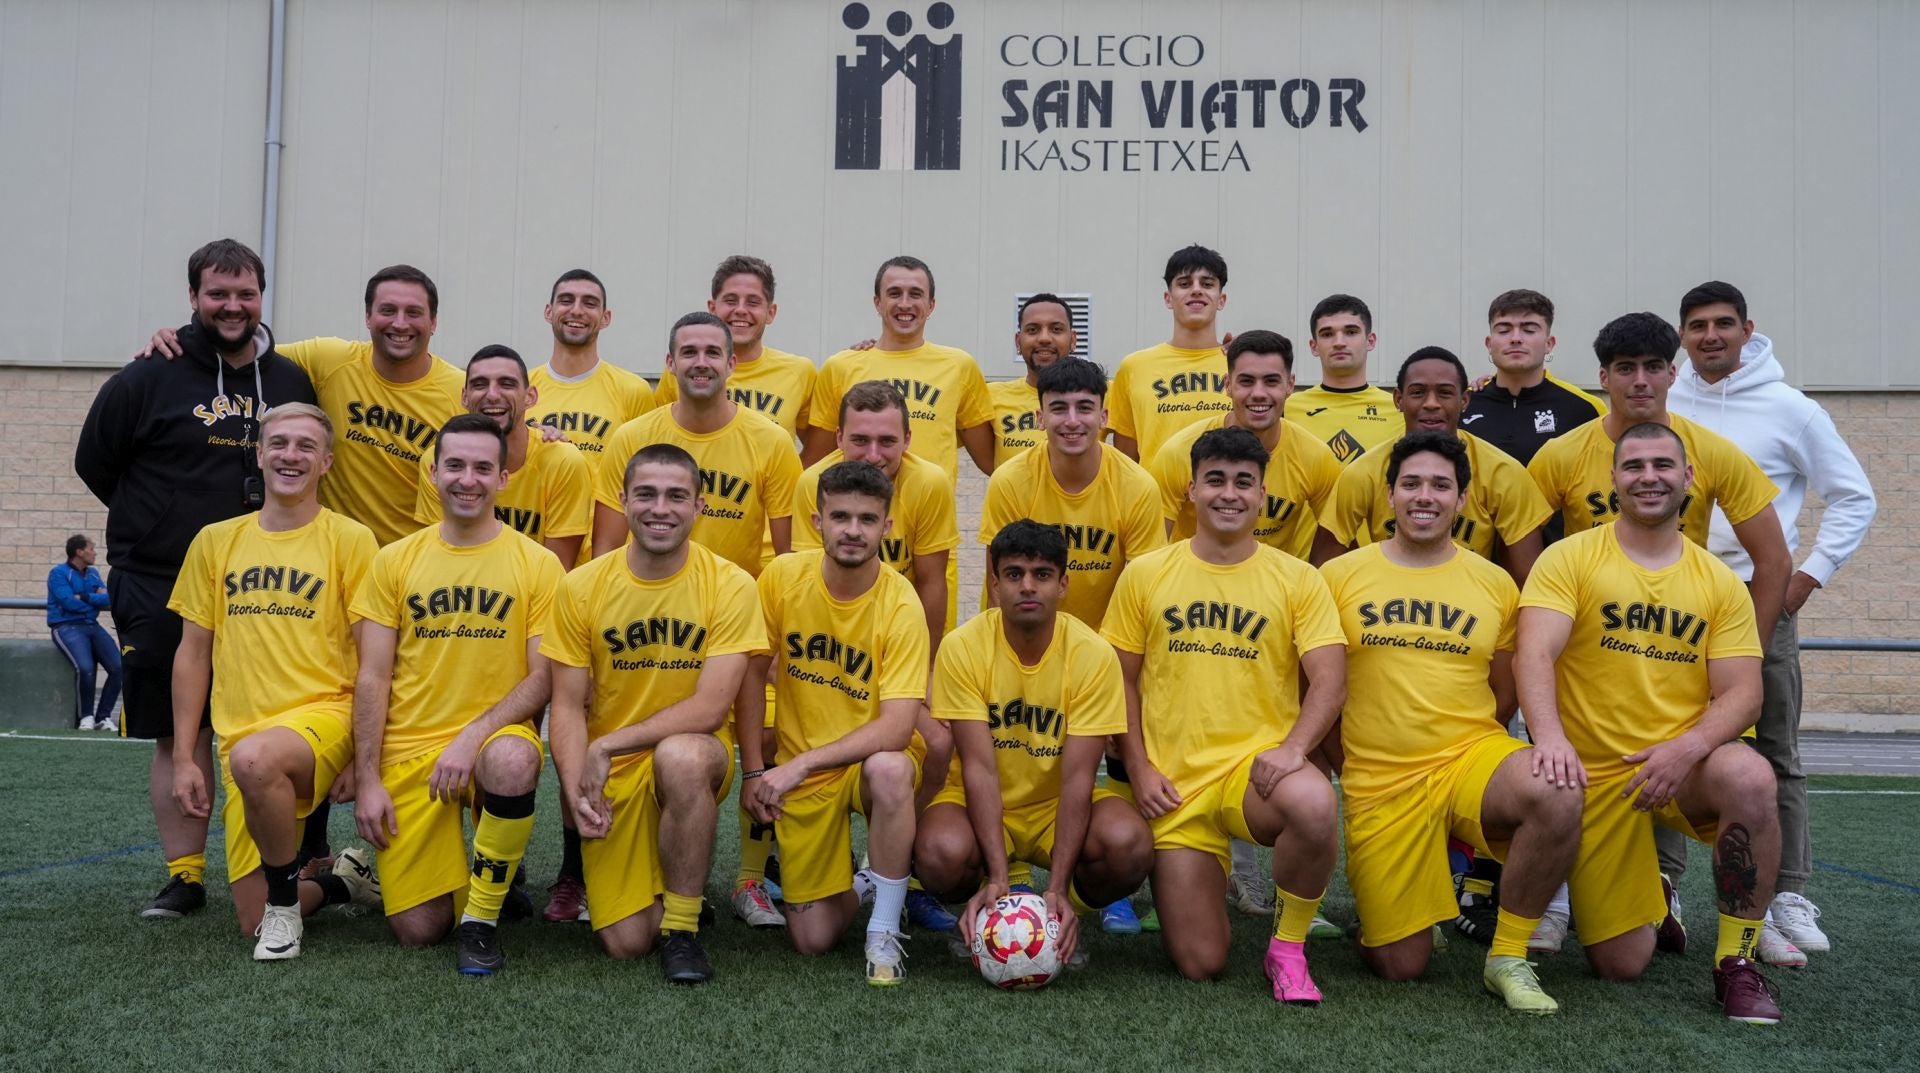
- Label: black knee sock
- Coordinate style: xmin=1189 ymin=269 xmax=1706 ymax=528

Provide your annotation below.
xmin=263 ymin=857 xmax=301 ymax=908
xmin=309 ymin=874 xmax=350 ymax=907
xmin=560 ymin=826 xmax=584 ymax=882
xmin=301 ymin=800 xmax=333 ymax=858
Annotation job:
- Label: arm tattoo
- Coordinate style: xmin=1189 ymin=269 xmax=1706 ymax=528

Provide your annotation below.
xmin=1714 ymin=823 xmax=1759 ymax=915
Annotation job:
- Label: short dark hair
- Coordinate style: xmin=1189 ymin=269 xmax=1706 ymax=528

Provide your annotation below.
xmin=1225 ymin=329 xmax=1294 ymax=371
xmin=188 ymin=239 xmax=266 ymax=294
xmin=621 ymin=442 xmax=701 ymax=494
xmin=1310 ymin=293 xmax=1373 ymax=335
xmin=1162 ymin=245 xmax=1228 ymax=289
xmin=1035 ymin=357 xmax=1107 ymax=403
xmin=435 ymin=412 xmax=507 ymax=466
xmin=1386 ymin=432 xmax=1471 ymax=488
xmin=1396 ymin=346 xmax=1468 ymax=391
xmin=1190 ymin=426 xmax=1269 ymax=477
xmin=550 ymin=268 xmax=606 ymax=304
xmin=365 ymin=265 xmax=439 ymax=316
xmin=1017 ymin=292 xmax=1073 ymax=325
xmin=466 ymin=344 xmax=527 ymax=380
xmin=65 ymin=534 xmax=92 ymax=559
xmin=873 ymin=255 xmax=935 ymax=299
xmin=816 ymin=459 xmax=894 ymax=510
xmin=1678 ymin=280 xmax=1748 ymax=325
xmin=1487 ymin=288 xmax=1554 ymax=327
xmin=668 ymin=310 xmax=734 ymax=357
xmin=988 ymin=519 xmax=1069 ymax=575
xmin=712 ymin=255 xmax=776 ymax=301
xmin=1593 ymin=312 xmax=1679 ymax=367
xmin=838 ymin=380 xmax=910 ymax=432
xmin=1613 ymin=421 xmax=1688 ymax=465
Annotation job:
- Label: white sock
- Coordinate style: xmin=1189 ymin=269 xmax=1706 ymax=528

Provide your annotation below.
xmin=1547 ymin=885 xmax=1570 ymax=918
xmin=867 ymin=871 xmax=909 ymax=936
xmin=458 ymin=912 xmax=496 ymax=928
xmin=1229 ymin=839 xmax=1259 ymax=879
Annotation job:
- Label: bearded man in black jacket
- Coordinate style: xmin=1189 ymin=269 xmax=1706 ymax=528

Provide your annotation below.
xmin=76 ymin=239 xmax=317 ymax=920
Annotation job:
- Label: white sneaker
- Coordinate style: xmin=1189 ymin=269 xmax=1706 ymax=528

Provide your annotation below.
xmin=96 ymin=717 xmax=117 ymax=734
xmin=1768 ymin=891 xmax=1830 ymax=952
xmin=1528 ymin=910 xmax=1570 ymax=955
xmin=1226 ymin=871 xmax=1274 ymax=916
xmin=78 ymin=717 xmax=98 ymax=731
xmin=1757 ymin=918 xmax=1808 ymax=968
xmin=253 ymin=904 xmax=303 ymax=961
xmin=731 ymin=880 xmax=786 ymax=929
xmin=864 ymin=929 xmax=907 ymax=985
xmin=332 ymin=846 xmax=382 ymax=908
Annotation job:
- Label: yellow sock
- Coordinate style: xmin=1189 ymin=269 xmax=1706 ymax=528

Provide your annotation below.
xmin=1271 ymin=885 xmax=1325 ymax=943
xmin=662 ymin=892 xmax=703 ymax=935
xmin=737 ymin=806 xmax=774 ymax=886
xmin=1463 ymin=877 xmax=1495 ymax=898
xmin=1008 ymin=861 xmax=1035 ymax=888
xmin=1716 ymin=913 xmax=1762 ymax=961
xmin=464 ymin=794 xmax=535 ymax=924
xmin=167 ymin=853 xmax=206 ymax=885
xmin=1490 ymin=907 xmax=1538 ymax=959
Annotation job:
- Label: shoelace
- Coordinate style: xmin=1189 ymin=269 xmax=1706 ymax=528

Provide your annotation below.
xmin=1724 ymin=963 xmax=1781 ymax=1004
xmin=1774 ymin=897 xmax=1822 ymax=930
xmin=257 ymin=910 xmax=298 ymax=947
xmin=868 ymin=931 xmax=910 ymax=964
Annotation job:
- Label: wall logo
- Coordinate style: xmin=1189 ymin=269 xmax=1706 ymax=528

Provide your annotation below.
xmin=835 ymin=3 xmax=963 ymax=171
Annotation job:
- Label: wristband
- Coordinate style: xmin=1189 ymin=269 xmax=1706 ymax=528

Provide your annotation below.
xmin=742 ymin=770 xmax=765 ymax=780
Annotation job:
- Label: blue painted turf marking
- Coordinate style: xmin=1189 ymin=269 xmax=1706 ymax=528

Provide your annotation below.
xmin=1815 ymin=860 xmax=1920 ymax=896
xmin=0 ymin=841 xmax=161 ymax=881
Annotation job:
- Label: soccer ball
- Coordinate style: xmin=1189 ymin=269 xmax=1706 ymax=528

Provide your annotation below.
xmin=971 ymin=892 xmax=1061 ymax=990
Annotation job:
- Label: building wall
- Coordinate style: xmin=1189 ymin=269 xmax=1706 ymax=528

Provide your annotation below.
xmin=4 ymin=365 xmax=1914 ymax=721
xmin=3 ymin=0 xmax=1917 ymax=392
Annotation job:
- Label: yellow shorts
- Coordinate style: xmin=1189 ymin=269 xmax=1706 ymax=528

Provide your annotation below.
xmin=218 ymin=705 xmax=354 ymax=883
xmin=774 ymin=756 xmax=922 ymax=905
xmin=1344 ymin=735 xmax=1527 ymax=947
xmin=1566 ymin=769 xmax=1719 ymax=945
xmin=581 ymin=744 xmax=735 ymax=930
xmin=1148 ymin=751 xmax=1263 ymax=874
xmin=929 ymin=786 xmax=1124 ymax=868
xmin=377 ymin=723 xmax=544 ymax=916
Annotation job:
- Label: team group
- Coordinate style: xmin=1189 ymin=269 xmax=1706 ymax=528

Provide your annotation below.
xmin=73 ymin=239 xmax=1877 ymax=1025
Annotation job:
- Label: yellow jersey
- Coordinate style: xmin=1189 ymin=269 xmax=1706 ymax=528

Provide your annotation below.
xmin=412 ymin=431 xmax=592 ymax=544
xmin=280 ymin=338 xmax=466 ymax=546
xmin=808 ymin=343 xmax=993 ymax=481
xmin=1149 ymin=416 xmax=1342 ymax=560
xmin=1525 ymin=414 xmax=1778 ymax=545
xmin=528 ymin=360 xmax=657 ymax=459
xmin=539 ymin=542 xmax=767 ymax=744
xmin=932 ymin=609 xmax=1127 ymax=812
xmin=979 ymin=445 xmax=1166 ymax=627
xmin=349 ymin=524 xmax=565 ymax=768
xmin=1320 ymin=543 xmax=1519 ymax=803
xmin=793 ymin=450 xmax=959 ymax=574
xmin=987 ymin=379 xmax=1042 ymax=468
xmin=1322 ymin=429 xmax=1551 ymax=558
xmin=1518 ymin=524 xmax=1763 ymax=781
xmin=657 ymin=347 xmax=815 ymax=439
xmin=1284 ymin=384 xmax=1405 ymax=465
xmin=597 ymin=406 xmax=802 ymax=577
xmin=1101 ymin=542 xmax=1346 ymax=795
xmin=168 ymin=509 xmax=377 ymax=755
xmin=1107 ymin=342 xmax=1229 ymax=460
xmin=757 ymin=550 xmax=931 ymax=786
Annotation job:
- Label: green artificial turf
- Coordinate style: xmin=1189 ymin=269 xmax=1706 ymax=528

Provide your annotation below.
xmin=2 ymin=733 xmax=1915 ymax=1073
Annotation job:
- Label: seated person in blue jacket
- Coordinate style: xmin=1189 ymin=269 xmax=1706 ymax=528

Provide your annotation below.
xmin=48 ymin=534 xmax=122 ymax=732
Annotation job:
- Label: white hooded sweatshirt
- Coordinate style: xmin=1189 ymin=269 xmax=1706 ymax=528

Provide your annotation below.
xmin=1670 ymin=333 xmax=1877 ymax=584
